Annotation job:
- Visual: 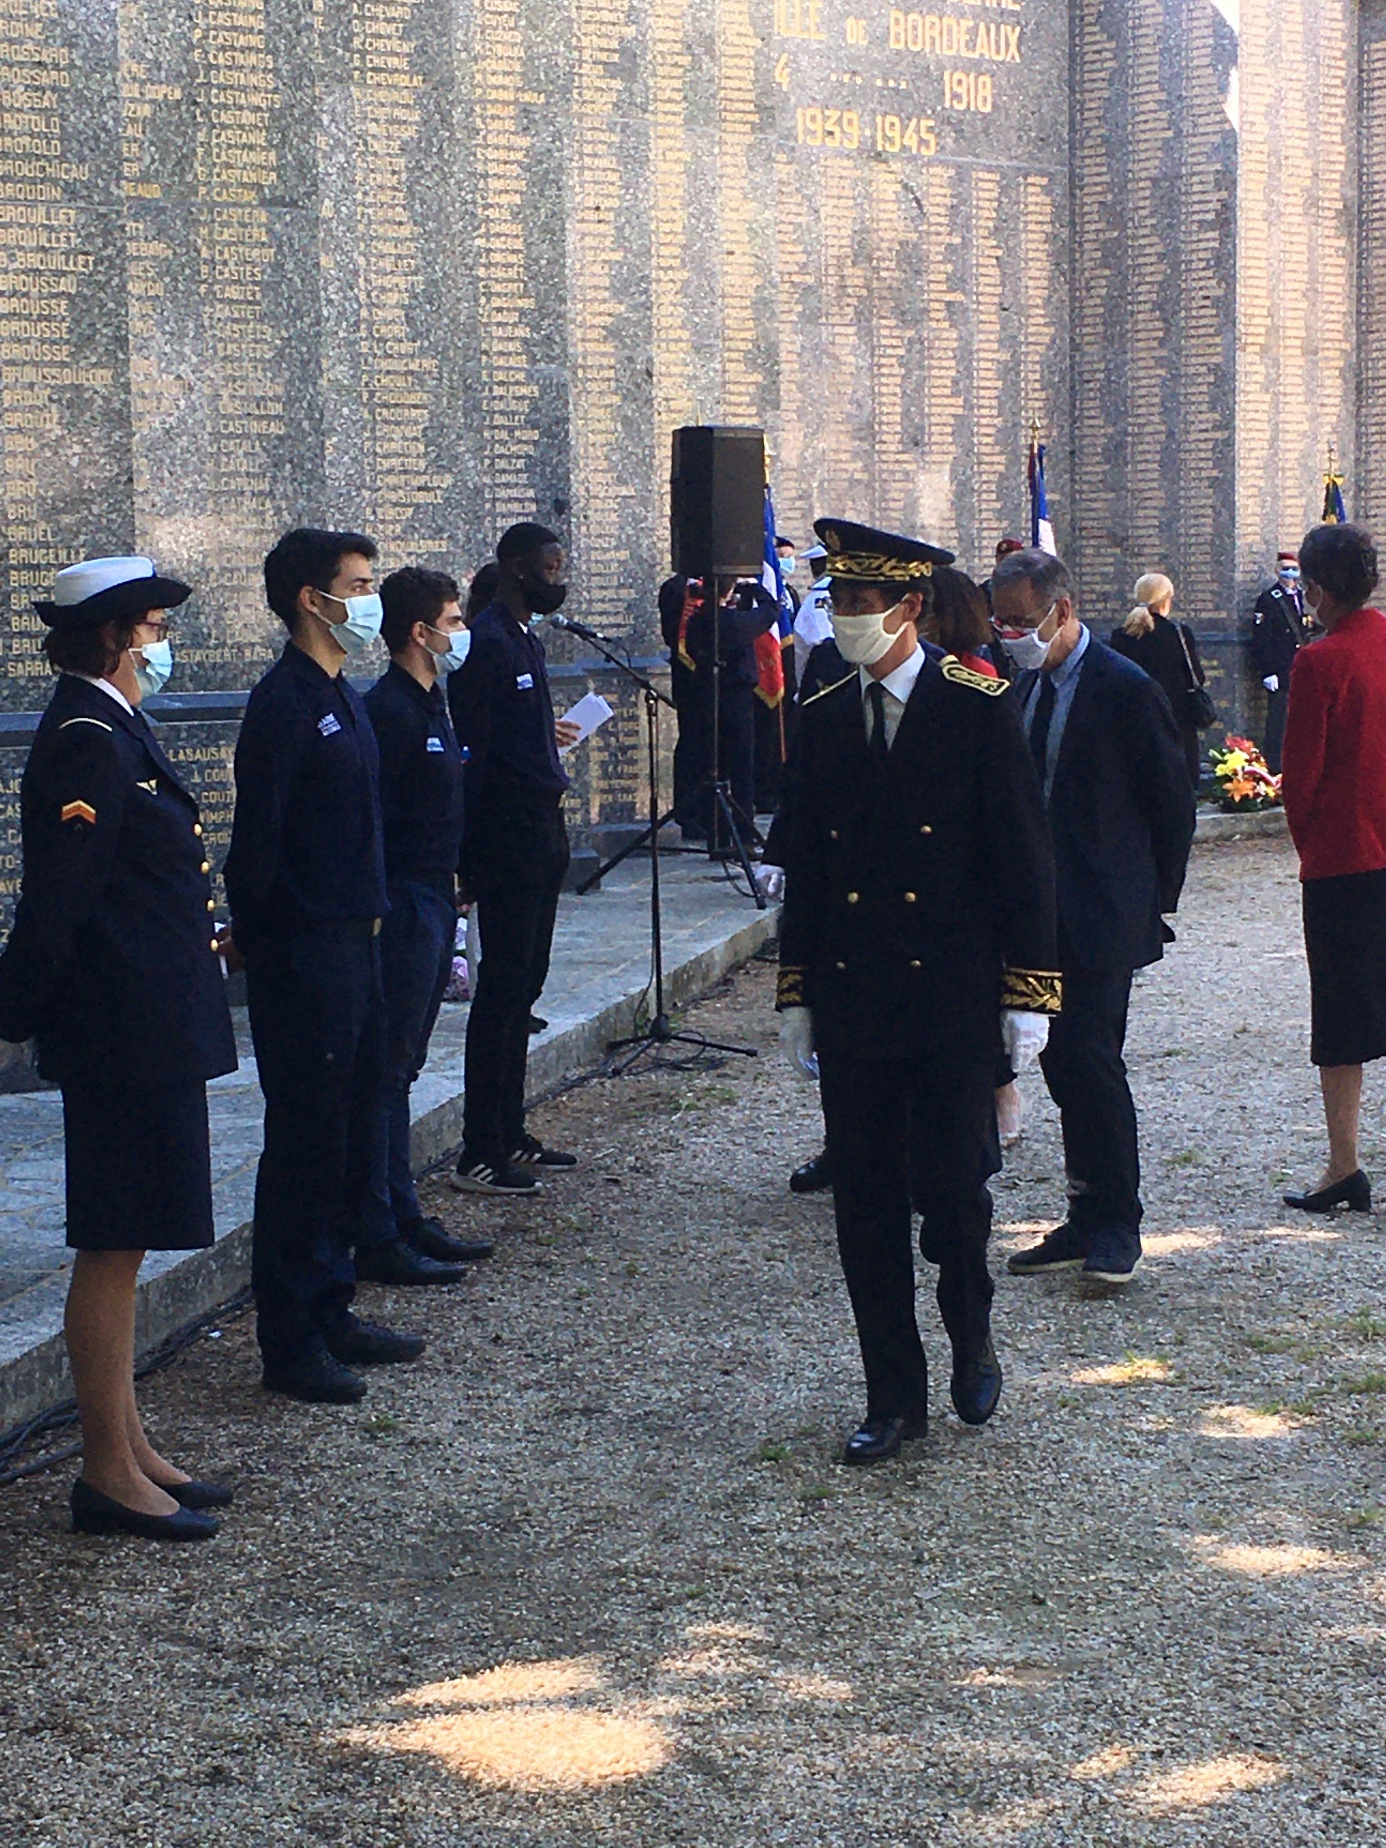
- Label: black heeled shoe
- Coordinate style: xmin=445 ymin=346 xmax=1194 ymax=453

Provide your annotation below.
xmin=162 ymin=1479 xmax=235 ymax=1510
xmin=1283 ymin=1170 xmax=1372 ymax=1214
xmin=70 ymin=1477 xmax=219 ymax=1542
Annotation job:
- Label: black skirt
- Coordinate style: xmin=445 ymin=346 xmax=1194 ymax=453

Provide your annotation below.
xmin=1303 ymin=868 xmax=1386 ymax=1067
xmin=62 ymin=1081 xmax=215 ymax=1253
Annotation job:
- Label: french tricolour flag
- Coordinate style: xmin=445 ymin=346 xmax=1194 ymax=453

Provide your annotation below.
xmin=1029 ymin=434 xmax=1056 ymax=556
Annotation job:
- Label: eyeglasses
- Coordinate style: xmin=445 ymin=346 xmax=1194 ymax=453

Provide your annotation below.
xmin=133 ymin=620 xmax=170 ymax=641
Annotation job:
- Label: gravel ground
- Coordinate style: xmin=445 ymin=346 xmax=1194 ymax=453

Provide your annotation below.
xmin=2 ymin=833 xmax=1385 ymax=1848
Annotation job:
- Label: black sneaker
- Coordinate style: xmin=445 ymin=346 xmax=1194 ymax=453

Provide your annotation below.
xmin=1081 ymin=1228 xmax=1143 ymax=1285
xmin=510 ymin=1134 xmax=577 ymax=1169
xmin=1007 ymin=1222 xmax=1091 ymax=1275
xmin=324 ymin=1315 xmax=425 ymax=1366
xmin=263 ymin=1345 xmax=367 ymax=1404
xmin=450 ymin=1156 xmax=539 ymax=1195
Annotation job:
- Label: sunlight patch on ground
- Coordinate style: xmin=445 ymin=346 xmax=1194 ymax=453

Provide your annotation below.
xmin=1070 ymin=1742 xmax=1135 ymax=1780
xmin=1256 ymin=1223 xmax=1347 ymax=1244
xmin=774 ymin=1673 xmax=853 ymax=1703
xmin=1190 ymin=1537 xmax=1343 ymax=1577
xmin=1141 ymin=1228 xmax=1221 ymax=1256
xmin=1198 ymin=1403 xmax=1301 ymax=1439
xmin=338 ymin=1654 xmax=671 ymax=1792
xmin=354 ymin=1706 xmax=671 ymax=1791
xmin=960 ymin=1796 xmax=1061 ymax=1840
xmin=1072 ymin=1357 xmax=1173 ymax=1386
xmin=1129 ymin=1752 xmax=1287 ymax=1815
xmin=395 ymin=1657 xmax=601 ymax=1709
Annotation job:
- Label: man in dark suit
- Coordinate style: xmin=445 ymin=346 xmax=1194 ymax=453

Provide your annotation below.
xmin=1251 ymin=551 xmax=1312 ymax=773
xmin=777 ymin=520 xmax=1061 ymax=1465
xmin=993 ymin=548 xmax=1195 ymax=1287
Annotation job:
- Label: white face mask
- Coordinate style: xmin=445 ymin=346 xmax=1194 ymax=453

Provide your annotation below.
xmin=131 ymin=637 xmax=172 ymax=698
xmin=425 ymin=624 xmax=471 ymax=674
xmin=831 ymin=596 xmax=909 ymax=667
xmin=318 ymin=589 xmax=383 ymax=654
xmin=1000 ymin=602 xmax=1059 ymax=673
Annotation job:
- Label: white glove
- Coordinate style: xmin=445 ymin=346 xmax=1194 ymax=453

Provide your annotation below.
xmin=754 ymin=862 xmax=786 ymax=902
xmin=1262 ymin=674 xmax=1279 ymax=693
xmin=779 ymin=1005 xmax=819 ymax=1081
xmin=1002 ymin=1009 xmax=1049 ymax=1074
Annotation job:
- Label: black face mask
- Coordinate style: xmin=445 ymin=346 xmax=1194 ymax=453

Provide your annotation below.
xmin=524 ymin=578 xmax=567 ymax=616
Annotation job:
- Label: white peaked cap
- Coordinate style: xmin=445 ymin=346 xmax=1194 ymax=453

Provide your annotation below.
xmin=52 ymin=557 xmax=157 ymax=606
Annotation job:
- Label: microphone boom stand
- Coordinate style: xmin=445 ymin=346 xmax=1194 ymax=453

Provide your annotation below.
xmin=568 ymin=624 xmax=757 ymax=1068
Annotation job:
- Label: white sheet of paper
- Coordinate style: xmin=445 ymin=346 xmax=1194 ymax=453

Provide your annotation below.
xmin=558 ymin=691 xmax=615 ymax=751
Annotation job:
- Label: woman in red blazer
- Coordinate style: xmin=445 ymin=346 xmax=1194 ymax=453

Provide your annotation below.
xmin=1281 ymin=522 xmax=1386 ymax=1212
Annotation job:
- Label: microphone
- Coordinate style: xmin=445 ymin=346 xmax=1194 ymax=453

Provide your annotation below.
xmin=548 ymin=613 xmax=608 ymax=642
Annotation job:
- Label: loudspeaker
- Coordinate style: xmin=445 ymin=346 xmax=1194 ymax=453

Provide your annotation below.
xmin=670 ymin=425 xmax=766 ymax=579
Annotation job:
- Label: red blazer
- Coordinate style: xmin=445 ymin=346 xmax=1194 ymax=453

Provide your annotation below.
xmin=1282 ymin=607 xmax=1386 ymax=880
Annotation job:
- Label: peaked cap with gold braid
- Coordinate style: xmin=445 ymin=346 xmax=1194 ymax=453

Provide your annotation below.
xmin=813 ymin=517 xmax=954 ymax=584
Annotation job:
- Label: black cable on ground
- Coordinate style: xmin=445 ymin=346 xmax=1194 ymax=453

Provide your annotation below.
xmin=0 ymin=1286 xmax=252 ymax=1487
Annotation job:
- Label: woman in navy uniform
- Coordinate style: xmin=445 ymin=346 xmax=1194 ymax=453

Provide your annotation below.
xmin=776 ymin=520 xmax=1061 ymax=1466
xmin=0 ymin=557 xmax=238 ymax=1540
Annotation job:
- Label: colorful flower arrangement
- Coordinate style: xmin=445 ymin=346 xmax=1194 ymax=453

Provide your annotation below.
xmin=1209 ymin=735 xmax=1282 ymax=811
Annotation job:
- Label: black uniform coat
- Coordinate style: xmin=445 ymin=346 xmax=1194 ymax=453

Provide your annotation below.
xmin=1251 ymin=582 xmax=1311 ymax=683
xmin=776 ymin=654 xmax=1061 ymax=1063
xmin=1012 ymin=641 xmax=1194 ymax=972
xmin=0 ymin=675 xmax=236 ymax=1088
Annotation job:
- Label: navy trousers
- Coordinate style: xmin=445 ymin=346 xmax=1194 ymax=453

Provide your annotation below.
xmin=359 ymin=878 xmax=456 ymax=1248
xmin=1039 ymin=961 xmax=1141 ymax=1238
xmin=818 ymin=1049 xmax=999 ymax=1423
xmin=246 ymin=927 xmax=383 ymax=1367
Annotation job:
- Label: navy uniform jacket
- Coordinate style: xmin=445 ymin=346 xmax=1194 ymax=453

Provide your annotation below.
xmin=1251 ymin=582 xmax=1311 ymax=683
xmin=448 ymin=600 xmax=568 ymax=803
xmin=1013 ymin=641 xmax=1195 ymax=971
xmin=364 ymin=662 xmax=466 ymax=885
xmin=0 ymin=676 xmax=236 ymax=1088
xmin=225 ymin=642 xmax=387 ymax=953
xmin=776 ymin=653 xmax=1061 ymax=1064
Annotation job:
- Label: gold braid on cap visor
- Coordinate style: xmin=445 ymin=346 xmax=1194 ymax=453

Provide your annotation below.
xmin=823 ymin=552 xmax=933 ymax=582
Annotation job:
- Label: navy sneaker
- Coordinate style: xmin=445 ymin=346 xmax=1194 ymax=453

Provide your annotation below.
xmin=1081 ymin=1228 xmax=1143 ymax=1284
xmin=1007 ymin=1222 xmax=1091 ymax=1275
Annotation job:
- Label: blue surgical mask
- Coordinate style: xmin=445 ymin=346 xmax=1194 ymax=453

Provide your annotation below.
xmin=132 ymin=637 xmax=172 ymax=698
xmin=319 ymin=590 xmax=383 ymax=654
xmin=426 ymin=624 xmax=471 ymax=674
xmin=780 ymin=553 xmax=796 ymax=577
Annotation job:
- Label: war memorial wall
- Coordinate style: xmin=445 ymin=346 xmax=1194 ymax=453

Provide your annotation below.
xmin=0 ymin=0 xmax=1371 ymax=924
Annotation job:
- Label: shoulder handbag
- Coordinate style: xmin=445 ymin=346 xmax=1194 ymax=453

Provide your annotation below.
xmin=1175 ymin=623 xmax=1217 ymax=729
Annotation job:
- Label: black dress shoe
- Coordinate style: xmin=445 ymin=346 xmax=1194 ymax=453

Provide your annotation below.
xmin=162 ymin=1479 xmax=235 ymax=1510
xmin=324 ymin=1315 xmax=425 ymax=1367
xmin=70 ymin=1478 xmax=219 ymax=1542
xmin=950 ymin=1339 xmax=1003 ymax=1426
xmin=262 ymin=1347 xmax=367 ymax=1405
xmin=1283 ymin=1170 xmax=1372 ymax=1214
xmin=354 ymin=1241 xmax=466 ymax=1286
xmin=841 ymin=1413 xmax=927 ymax=1467
xmin=789 ymin=1151 xmax=832 ymax=1195
xmin=403 ymin=1216 xmax=494 ymax=1263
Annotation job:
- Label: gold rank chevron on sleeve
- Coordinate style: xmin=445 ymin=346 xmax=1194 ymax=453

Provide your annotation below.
xmin=776 ymin=965 xmax=808 ymax=1011
xmin=1001 ymin=967 xmax=1063 ymax=1015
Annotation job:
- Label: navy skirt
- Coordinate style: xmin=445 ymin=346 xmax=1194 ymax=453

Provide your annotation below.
xmin=1303 ymin=868 xmax=1386 ymax=1068
xmin=62 ymin=1081 xmax=215 ymax=1252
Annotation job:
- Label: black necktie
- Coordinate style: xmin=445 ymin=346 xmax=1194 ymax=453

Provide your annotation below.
xmin=1030 ymin=674 xmax=1056 ymax=785
xmin=867 ymin=681 xmax=890 ymax=768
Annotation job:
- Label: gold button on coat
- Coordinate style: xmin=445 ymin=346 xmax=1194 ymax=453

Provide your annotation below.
xmin=193 ymin=824 xmax=203 ymax=837
xmin=847 ymin=891 xmax=859 ymax=904
xmin=920 ymin=824 xmax=933 ymax=835
xmin=209 ymin=938 xmax=220 ymax=953
xmin=904 ymin=892 xmax=917 ymax=904
xmin=910 ymin=959 xmax=922 ymax=968
xmin=200 ymin=860 xmax=211 ymax=874
xmin=206 ymin=898 xmax=216 ymax=912
xmin=829 ymin=828 xmax=839 ymax=840
xmin=836 ymin=960 xmax=846 ymax=970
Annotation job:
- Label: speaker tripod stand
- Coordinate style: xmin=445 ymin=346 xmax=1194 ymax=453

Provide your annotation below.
xmin=570 ymin=627 xmax=757 ymax=1073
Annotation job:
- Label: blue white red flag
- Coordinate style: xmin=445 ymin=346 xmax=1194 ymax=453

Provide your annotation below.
xmin=1028 ymin=433 xmax=1056 ymax=556
xmin=755 ymin=486 xmax=788 ymax=706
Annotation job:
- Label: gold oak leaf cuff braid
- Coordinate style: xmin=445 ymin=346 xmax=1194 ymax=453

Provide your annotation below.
xmin=776 ymin=967 xmax=808 ymax=1011
xmin=1001 ymin=968 xmax=1063 ymax=1015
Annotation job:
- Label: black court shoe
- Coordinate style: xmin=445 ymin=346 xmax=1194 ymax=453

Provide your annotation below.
xmin=1283 ymin=1170 xmax=1372 ymax=1214
xmin=71 ymin=1478 xmax=219 ymax=1542
xmin=164 ymin=1479 xmax=235 ymax=1510
xmin=789 ymin=1151 xmax=832 ymax=1195
xmin=841 ymin=1413 xmax=928 ymax=1467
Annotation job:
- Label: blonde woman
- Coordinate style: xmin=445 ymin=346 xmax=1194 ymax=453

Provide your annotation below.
xmin=1109 ymin=573 xmax=1207 ymax=787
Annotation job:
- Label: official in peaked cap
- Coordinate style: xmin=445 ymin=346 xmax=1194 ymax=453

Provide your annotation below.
xmin=0 ymin=556 xmax=236 ymax=1540
xmin=775 ymin=516 xmax=1060 ymax=1465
